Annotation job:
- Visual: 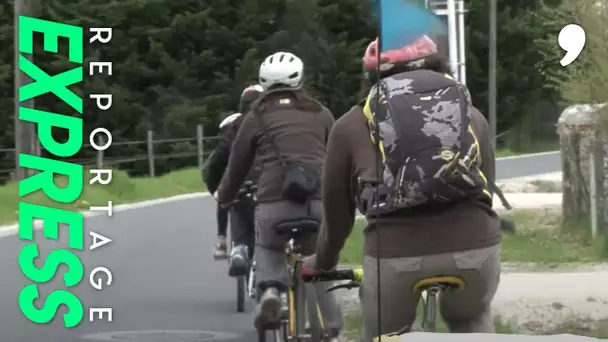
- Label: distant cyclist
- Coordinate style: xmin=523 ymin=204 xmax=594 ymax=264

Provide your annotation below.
xmin=203 ymin=85 xmax=263 ymax=273
xmin=216 ymin=52 xmax=343 ymax=337
xmin=301 ymin=36 xmax=502 ymax=340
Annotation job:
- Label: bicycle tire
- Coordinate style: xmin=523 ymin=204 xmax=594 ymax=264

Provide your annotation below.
xmin=304 ymin=283 xmax=325 ymax=342
xmin=257 ymin=324 xmax=285 ymax=342
xmin=236 ymin=275 xmax=246 ymax=312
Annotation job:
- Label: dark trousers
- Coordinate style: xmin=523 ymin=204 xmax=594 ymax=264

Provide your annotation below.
xmin=230 ymin=199 xmax=256 ymax=259
xmin=217 ymin=204 xmax=228 ymax=237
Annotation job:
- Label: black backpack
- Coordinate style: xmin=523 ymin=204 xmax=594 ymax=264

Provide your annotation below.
xmin=357 ymin=69 xmax=491 ymax=216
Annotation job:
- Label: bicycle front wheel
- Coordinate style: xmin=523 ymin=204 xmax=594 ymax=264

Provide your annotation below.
xmin=292 ymin=263 xmax=324 ymax=342
xmin=304 ymin=283 xmax=324 ymax=341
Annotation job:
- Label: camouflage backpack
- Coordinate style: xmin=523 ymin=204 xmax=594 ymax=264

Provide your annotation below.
xmin=358 ymin=69 xmax=491 ymax=216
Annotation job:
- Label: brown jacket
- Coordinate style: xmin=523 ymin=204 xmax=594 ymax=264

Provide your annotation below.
xmin=315 ymin=103 xmax=502 ymax=270
xmin=217 ymin=89 xmax=335 ymax=203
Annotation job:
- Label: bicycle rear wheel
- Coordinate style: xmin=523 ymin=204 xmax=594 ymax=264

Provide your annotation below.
xmin=236 ymin=275 xmax=246 ymax=312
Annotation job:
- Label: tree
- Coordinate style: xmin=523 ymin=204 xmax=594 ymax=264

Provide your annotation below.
xmin=536 ymin=0 xmax=608 ymax=253
xmin=0 ymin=0 xmax=572 ymax=180
xmin=466 ymin=0 xmax=564 ymax=151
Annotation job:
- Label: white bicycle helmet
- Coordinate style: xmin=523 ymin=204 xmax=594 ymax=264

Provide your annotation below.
xmin=219 ymin=113 xmax=241 ymax=129
xmin=258 ymin=52 xmax=303 ymax=90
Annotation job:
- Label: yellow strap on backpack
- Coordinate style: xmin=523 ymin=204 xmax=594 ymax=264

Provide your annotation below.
xmin=362 ymin=90 xmax=386 ymax=162
xmin=362 ymin=74 xmax=492 ymax=200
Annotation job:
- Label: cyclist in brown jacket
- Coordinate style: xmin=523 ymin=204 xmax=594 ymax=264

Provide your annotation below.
xmin=216 ymin=52 xmax=343 ymax=337
xmin=302 ymin=37 xmax=502 ymax=341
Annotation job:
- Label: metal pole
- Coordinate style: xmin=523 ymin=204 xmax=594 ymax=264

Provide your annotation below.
xmin=196 ymin=124 xmax=204 ymax=169
xmin=446 ymin=0 xmax=458 ymax=79
xmin=489 ymin=0 xmax=497 ymax=150
xmin=14 ymin=0 xmax=25 ymax=181
xmin=14 ymin=0 xmax=35 ymax=180
xmin=147 ymin=130 xmax=155 ymax=177
xmin=457 ymin=0 xmax=467 ymax=85
xmin=96 ymin=135 xmax=104 ymax=169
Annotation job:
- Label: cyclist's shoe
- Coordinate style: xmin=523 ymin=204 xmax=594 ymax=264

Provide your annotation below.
xmin=228 ymin=245 xmax=248 ymax=277
xmin=254 ymin=288 xmax=282 ymax=330
xmin=213 ymin=243 xmax=228 ymax=260
xmin=305 ymin=326 xmax=340 ymax=341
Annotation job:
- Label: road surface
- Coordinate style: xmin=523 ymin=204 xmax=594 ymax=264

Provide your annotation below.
xmin=0 ymin=152 xmax=560 ymax=342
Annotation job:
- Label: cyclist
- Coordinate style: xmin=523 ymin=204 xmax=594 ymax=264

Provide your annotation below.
xmin=203 ymin=85 xmax=264 ymax=273
xmin=216 ymin=52 xmax=343 ymax=336
xmin=301 ymin=36 xmax=502 ymax=341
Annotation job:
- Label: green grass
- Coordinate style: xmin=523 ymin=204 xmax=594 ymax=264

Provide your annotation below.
xmin=0 ymin=168 xmax=205 ymax=225
xmin=495 ymin=140 xmax=559 ymax=158
xmin=343 ymin=306 xmax=516 ymax=340
xmin=340 ymin=209 xmax=605 ymax=267
xmin=344 ymin=309 xmax=608 ymax=338
xmin=544 ymin=318 xmax=608 ymax=338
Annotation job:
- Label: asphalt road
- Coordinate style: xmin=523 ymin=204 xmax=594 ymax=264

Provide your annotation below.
xmin=0 ymin=151 xmax=560 ymax=342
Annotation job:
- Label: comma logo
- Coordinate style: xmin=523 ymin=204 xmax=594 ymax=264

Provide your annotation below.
xmin=558 ymin=24 xmax=586 ymax=67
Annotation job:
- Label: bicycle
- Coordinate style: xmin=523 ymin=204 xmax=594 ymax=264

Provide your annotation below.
xmin=302 ymin=267 xmax=466 ymax=335
xmin=257 ymin=217 xmax=330 ymax=342
xmin=226 ymin=181 xmax=258 ymax=313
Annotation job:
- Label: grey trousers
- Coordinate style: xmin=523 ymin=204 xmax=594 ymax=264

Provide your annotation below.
xmin=361 ymin=243 xmax=501 ymax=342
xmin=255 ymin=200 xmax=344 ymax=332
xmin=387 ymin=332 xmax=601 ymax=342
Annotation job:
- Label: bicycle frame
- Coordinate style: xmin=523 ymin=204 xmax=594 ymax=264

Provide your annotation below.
xmin=305 ymin=267 xmax=447 ymax=334
xmin=247 ymin=260 xmax=257 ymax=300
xmin=258 ymin=237 xmax=327 ymax=342
xmin=285 ymin=238 xmax=325 ymax=339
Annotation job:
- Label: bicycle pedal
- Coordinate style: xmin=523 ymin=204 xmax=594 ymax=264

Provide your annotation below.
xmin=261 ymin=321 xmax=282 ymax=330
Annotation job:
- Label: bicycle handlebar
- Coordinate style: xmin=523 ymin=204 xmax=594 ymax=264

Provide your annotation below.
xmin=301 ymin=267 xmax=364 ymax=283
xmin=225 ymin=181 xmax=258 ymax=207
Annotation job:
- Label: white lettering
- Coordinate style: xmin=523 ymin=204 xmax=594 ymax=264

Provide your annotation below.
xmin=90 ymin=201 xmax=113 ymax=216
xmin=89 ymin=267 xmax=113 ymax=290
xmin=90 ymin=231 xmax=113 ymax=251
xmin=89 ymin=169 xmax=112 ymax=185
xmin=89 ymin=62 xmax=112 ymax=76
xmin=90 ymin=128 xmax=112 ymax=151
xmin=89 ymin=28 xmax=112 ymax=44
xmin=89 ymin=308 xmax=113 ymax=322
xmin=90 ymin=94 xmax=112 ymax=110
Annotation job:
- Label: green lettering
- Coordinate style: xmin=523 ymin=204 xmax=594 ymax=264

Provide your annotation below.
xmin=18 ymin=16 xmax=83 ymax=63
xmin=19 ymin=155 xmax=83 ymax=203
xmin=19 ymin=107 xmax=83 ymax=157
xmin=19 ymin=284 xmax=83 ymax=328
xmin=19 ymin=244 xmax=84 ymax=287
xmin=18 ymin=202 xmax=84 ymax=250
xmin=18 ymin=57 xmax=83 ymax=113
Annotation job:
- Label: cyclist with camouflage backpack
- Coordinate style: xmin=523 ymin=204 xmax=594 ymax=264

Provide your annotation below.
xmin=301 ymin=36 xmax=502 ymax=340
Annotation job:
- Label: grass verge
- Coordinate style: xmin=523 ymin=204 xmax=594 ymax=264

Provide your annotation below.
xmin=343 ymin=307 xmax=516 ymax=340
xmin=544 ymin=318 xmax=608 ymax=338
xmin=0 ymin=168 xmax=205 ymax=225
xmin=340 ymin=209 xmax=606 ymax=267
xmin=494 ymin=141 xmax=558 ymax=158
xmin=343 ymin=310 xmax=608 ymax=339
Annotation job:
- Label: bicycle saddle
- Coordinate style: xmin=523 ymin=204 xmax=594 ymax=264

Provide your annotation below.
xmin=412 ymin=276 xmax=466 ymax=293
